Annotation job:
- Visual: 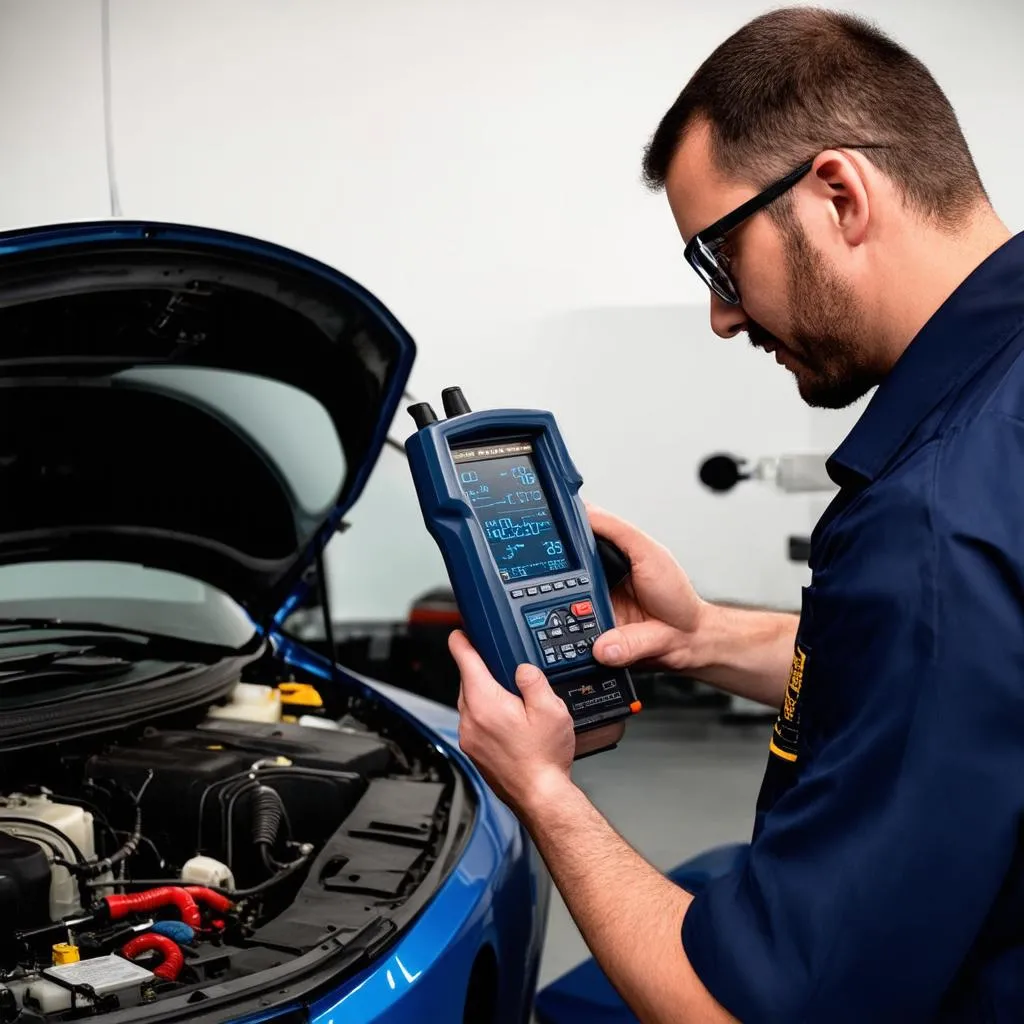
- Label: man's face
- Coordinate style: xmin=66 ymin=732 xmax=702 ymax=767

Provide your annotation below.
xmin=665 ymin=125 xmax=883 ymax=409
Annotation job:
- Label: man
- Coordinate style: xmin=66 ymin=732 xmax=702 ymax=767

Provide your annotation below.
xmin=451 ymin=7 xmax=1024 ymax=1022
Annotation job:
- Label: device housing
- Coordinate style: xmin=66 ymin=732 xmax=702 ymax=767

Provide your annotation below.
xmin=406 ymin=401 xmax=639 ymax=733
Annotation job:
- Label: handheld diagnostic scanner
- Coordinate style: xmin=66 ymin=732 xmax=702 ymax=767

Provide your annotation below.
xmin=405 ymin=387 xmax=641 ymax=735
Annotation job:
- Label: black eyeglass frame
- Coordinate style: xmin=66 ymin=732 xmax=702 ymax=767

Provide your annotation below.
xmin=684 ymin=145 xmax=890 ymax=305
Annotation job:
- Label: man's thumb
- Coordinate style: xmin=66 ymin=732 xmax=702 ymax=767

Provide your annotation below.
xmin=592 ymin=622 xmax=676 ymax=667
xmin=515 ymin=663 xmax=556 ymax=708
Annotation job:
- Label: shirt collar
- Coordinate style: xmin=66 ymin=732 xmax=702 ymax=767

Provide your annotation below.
xmin=827 ymin=231 xmax=1024 ymax=486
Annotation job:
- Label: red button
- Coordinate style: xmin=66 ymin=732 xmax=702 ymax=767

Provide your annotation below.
xmin=570 ymin=600 xmax=593 ymax=617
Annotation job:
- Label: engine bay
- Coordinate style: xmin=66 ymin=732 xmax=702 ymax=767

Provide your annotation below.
xmin=0 ymin=675 xmax=462 ymax=1021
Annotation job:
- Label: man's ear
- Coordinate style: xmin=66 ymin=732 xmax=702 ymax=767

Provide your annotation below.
xmin=809 ymin=150 xmax=870 ymax=247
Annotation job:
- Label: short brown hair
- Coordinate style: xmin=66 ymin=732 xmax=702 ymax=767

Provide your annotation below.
xmin=642 ymin=7 xmax=987 ymax=227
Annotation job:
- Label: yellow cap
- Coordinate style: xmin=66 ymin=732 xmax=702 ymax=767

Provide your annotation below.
xmin=53 ymin=943 xmax=79 ymax=965
xmin=277 ymin=682 xmax=323 ymax=708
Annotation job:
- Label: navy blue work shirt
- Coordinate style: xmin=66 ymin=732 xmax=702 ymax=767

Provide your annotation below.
xmin=682 ymin=231 xmax=1024 ymax=1023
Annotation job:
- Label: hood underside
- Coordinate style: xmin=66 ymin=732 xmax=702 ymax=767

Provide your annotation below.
xmin=0 ymin=221 xmax=415 ymax=622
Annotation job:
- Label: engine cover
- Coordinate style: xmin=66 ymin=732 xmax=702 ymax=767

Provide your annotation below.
xmin=84 ymin=719 xmax=393 ymax=883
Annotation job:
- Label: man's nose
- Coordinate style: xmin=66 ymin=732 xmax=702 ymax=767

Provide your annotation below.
xmin=709 ymin=292 xmax=749 ymax=339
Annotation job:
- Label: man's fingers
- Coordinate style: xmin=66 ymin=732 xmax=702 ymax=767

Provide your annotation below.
xmin=585 ymin=503 xmax=654 ymax=569
xmin=448 ymin=630 xmax=502 ymax=710
xmin=592 ymin=620 xmax=681 ymax=667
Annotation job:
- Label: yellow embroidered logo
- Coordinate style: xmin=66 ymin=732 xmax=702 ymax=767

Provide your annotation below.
xmin=769 ymin=645 xmax=806 ymax=763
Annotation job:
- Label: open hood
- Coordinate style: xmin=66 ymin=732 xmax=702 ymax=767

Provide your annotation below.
xmin=0 ymin=220 xmax=415 ymax=624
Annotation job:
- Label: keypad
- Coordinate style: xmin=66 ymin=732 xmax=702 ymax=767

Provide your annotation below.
xmin=524 ymin=598 xmax=601 ymax=666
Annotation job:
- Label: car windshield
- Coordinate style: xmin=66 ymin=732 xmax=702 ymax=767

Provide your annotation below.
xmin=0 ymin=561 xmax=257 ymax=648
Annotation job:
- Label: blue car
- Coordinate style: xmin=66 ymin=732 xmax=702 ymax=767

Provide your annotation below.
xmin=0 ymin=221 xmax=550 ymax=1023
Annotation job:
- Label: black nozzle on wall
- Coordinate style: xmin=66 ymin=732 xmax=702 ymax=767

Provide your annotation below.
xmin=441 ymin=387 xmax=471 ymax=418
xmin=698 ymin=454 xmax=748 ymax=493
xmin=408 ymin=402 xmax=439 ymax=429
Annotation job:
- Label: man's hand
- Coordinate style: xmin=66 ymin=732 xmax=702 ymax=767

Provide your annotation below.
xmin=451 ymin=631 xmax=627 ymax=807
xmin=588 ymin=504 xmax=711 ymax=673
xmin=588 ymin=503 xmax=798 ymax=708
xmin=450 ymin=629 xmax=575 ymax=814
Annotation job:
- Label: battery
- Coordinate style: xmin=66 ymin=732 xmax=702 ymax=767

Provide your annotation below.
xmin=39 ymin=954 xmax=154 ymax=1009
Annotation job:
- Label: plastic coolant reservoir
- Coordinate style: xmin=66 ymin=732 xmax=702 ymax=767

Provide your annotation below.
xmin=0 ymin=793 xmax=99 ymax=921
xmin=206 ymin=682 xmax=283 ymax=723
xmin=181 ymin=855 xmax=235 ymax=890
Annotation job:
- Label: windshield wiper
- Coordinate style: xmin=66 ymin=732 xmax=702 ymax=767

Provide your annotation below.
xmin=0 ymin=633 xmax=181 ymax=690
xmin=0 ymin=645 xmax=133 ymax=678
xmin=0 ymin=618 xmax=253 ymax=662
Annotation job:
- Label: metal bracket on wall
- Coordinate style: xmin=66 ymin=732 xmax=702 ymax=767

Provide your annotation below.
xmin=788 ymin=535 xmax=812 ymax=564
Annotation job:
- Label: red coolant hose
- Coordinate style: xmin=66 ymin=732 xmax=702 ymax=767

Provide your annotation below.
xmin=121 ymin=933 xmax=184 ymax=981
xmin=104 ymin=887 xmax=201 ymax=928
xmin=183 ymin=886 xmax=233 ymax=913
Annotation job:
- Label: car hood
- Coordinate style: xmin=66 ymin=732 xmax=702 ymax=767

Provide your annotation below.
xmin=0 ymin=220 xmax=415 ymax=625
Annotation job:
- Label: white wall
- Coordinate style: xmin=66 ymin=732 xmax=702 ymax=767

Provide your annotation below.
xmin=0 ymin=0 xmax=1020 ymax=620
xmin=0 ymin=1 xmax=107 ymax=223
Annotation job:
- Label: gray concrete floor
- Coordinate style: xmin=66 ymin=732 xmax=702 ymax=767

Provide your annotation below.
xmin=537 ymin=707 xmax=772 ymax=989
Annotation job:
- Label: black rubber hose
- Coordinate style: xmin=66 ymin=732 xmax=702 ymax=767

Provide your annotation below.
xmin=251 ymin=786 xmax=284 ymax=851
xmin=84 ymin=801 xmax=141 ymax=878
xmin=223 ymin=851 xmax=311 ymax=898
xmin=81 ymin=770 xmax=151 ymax=879
xmin=84 ymin=850 xmax=312 ymax=900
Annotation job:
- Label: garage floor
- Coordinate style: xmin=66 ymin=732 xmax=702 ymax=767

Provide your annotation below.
xmin=536 ymin=707 xmax=772 ymax=990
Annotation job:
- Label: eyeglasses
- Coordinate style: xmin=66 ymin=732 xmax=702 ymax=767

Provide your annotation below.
xmin=684 ymin=145 xmax=890 ymax=305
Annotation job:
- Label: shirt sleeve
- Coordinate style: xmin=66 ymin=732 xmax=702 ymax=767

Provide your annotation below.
xmin=682 ymin=418 xmax=1024 ymax=1024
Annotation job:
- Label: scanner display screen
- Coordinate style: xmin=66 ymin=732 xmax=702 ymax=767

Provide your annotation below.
xmin=452 ymin=441 xmax=574 ymax=583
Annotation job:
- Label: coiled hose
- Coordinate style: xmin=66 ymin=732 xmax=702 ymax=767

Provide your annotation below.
xmin=121 ymin=933 xmax=184 ymax=981
xmin=251 ymin=786 xmax=284 ymax=845
xmin=251 ymin=785 xmax=289 ymax=871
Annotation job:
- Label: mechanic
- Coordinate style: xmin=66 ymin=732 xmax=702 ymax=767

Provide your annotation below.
xmin=449 ymin=7 xmax=1024 ymax=1023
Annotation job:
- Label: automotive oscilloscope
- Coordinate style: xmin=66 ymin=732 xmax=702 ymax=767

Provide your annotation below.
xmin=405 ymin=386 xmax=641 ymax=735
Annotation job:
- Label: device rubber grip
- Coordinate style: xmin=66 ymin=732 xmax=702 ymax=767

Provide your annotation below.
xmin=596 ymin=537 xmax=630 ymax=590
